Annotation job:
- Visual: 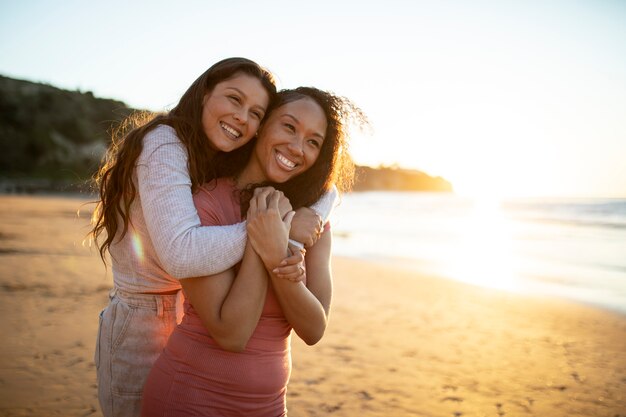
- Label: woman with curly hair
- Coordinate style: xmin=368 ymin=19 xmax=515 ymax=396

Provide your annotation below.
xmin=141 ymin=87 xmax=367 ymax=416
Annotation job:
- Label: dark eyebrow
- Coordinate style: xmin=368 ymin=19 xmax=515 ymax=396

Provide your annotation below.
xmin=224 ymin=87 xmax=246 ymax=97
xmin=225 ymin=87 xmax=267 ymax=113
xmin=283 ymin=114 xmax=325 ymax=140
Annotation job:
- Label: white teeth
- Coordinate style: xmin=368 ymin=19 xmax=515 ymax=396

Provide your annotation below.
xmin=220 ymin=122 xmax=241 ymax=138
xmin=276 ymin=152 xmax=296 ymax=169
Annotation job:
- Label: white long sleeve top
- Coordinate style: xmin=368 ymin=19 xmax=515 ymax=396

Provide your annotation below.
xmin=109 ymin=125 xmax=337 ymax=293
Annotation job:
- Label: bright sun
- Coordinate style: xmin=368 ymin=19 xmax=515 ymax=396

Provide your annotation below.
xmin=443 ymin=195 xmax=522 ymax=292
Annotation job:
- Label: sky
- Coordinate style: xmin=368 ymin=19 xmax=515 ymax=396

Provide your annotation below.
xmin=1 ymin=0 xmax=625 ymax=198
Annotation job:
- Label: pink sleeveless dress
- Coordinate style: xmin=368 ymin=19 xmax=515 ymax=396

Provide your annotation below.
xmin=141 ymin=178 xmax=292 ymax=417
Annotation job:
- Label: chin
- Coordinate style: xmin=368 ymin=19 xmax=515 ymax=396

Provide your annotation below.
xmin=269 ymin=177 xmax=289 ymax=184
xmin=268 ymin=173 xmax=293 ymax=184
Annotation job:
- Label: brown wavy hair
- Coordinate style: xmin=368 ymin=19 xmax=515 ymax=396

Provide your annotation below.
xmin=214 ymin=87 xmax=369 ymax=214
xmin=90 ymin=58 xmax=277 ymax=262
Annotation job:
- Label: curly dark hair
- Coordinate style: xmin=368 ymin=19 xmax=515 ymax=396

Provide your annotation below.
xmin=90 ymin=57 xmax=277 ymax=262
xmin=213 ymin=86 xmax=369 ymax=215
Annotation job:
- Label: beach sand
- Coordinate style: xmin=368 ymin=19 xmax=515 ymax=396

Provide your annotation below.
xmin=0 ymin=195 xmax=625 ymax=416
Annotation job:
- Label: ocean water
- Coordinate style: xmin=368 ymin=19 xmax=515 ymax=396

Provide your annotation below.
xmin=330 ymin=192 xmax=626 ymax=314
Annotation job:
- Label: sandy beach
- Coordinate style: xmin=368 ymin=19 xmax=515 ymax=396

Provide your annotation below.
xmin=0 ymin=195 xmax=625 ymax=417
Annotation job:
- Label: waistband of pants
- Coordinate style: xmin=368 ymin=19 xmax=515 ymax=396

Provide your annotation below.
xmin=110 ymin=287 xmax=181 ymax=311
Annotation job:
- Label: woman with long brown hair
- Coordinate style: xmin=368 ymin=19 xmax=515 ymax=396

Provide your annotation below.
xmin=91 ymin=59 xmax=336 ymax=417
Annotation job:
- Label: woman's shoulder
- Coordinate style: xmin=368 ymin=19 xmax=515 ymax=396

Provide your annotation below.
xmin=139 ymin=124 xmax=186 ymax=163
xmin=144 ymin=124 xmax=181 ymax=145
xmin=193 ymin=178 xmax=240 ymax=226
xmin=195 ymin=178 xmax=237 ymax=200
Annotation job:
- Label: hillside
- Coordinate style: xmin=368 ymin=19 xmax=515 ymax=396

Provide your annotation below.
xmin=354 ymin=165 xmax=452 ymax=192
xmin=0 ymin=75 xmax=134 ymax=185
xmin=0 ymin=75 xmax=452 ymax=193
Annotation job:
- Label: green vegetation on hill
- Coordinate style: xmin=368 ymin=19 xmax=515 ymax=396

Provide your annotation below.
xmin=0 ymin=75 xmax=452 ymax=193
xmin=0 ymin=75 xmax=133 ymax=182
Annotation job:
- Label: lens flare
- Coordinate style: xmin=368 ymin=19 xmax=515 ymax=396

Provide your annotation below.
xmin=131 ymin=231 xmax=144 ymax=263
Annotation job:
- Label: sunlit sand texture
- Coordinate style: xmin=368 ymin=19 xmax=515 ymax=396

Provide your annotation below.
xmin=1 ymin=195 xmax=625 ymax=416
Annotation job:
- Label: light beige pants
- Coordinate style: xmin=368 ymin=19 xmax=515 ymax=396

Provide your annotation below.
xmin=95 ymin=289 xmax=180 ymax=417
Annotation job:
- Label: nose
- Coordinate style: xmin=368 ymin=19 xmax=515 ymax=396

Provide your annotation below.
xmin=232 ymin=109 xmax=248 ymax=124
xmin=287 ymin=137 xmax=304 ymax=157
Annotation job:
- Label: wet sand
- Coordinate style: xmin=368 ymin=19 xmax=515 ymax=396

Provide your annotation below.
xmin=1 ymin=195 xmax=625 ymax=416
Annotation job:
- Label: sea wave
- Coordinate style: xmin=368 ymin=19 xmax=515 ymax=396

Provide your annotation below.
xmin=333 ymin=192 xmax=626 ymax=314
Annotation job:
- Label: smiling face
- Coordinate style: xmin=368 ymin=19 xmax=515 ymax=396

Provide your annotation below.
xmin=241 ymin=97 xmax=328 ymax=185
xmin=201 ymin=73 xmax=270 ymax=152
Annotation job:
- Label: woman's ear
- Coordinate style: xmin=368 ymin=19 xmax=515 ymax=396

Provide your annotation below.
xmin=255 ymin=121 xmax=268 ymax=139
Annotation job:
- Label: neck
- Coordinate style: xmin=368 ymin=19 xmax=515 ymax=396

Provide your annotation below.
xmin=235 ymin=162 xmax=266 ymax=189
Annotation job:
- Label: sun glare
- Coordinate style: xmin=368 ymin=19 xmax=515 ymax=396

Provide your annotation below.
xmin=444 ymin=195 xmax=521 ymax=292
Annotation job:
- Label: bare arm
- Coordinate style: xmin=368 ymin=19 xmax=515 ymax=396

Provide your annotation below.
xmin=254 ymin=229 xmax=333 ymax=346
xmin=182 ymin=189 xmax=294 ymax=352
xmin=289 ymin=187 xmax=338 ymax=247
xmin=289 ymin=207 xmax=323 ymax=248
xmin=180 ymin=242 xmax=268 ymax=353
xmin=275 ymin=186 xmax=338 ymax=280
